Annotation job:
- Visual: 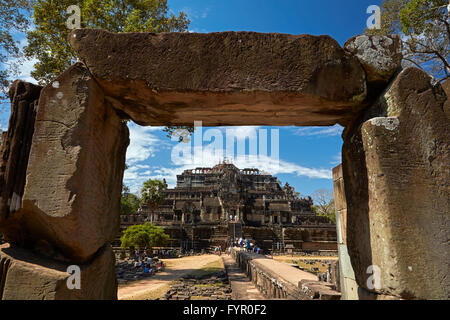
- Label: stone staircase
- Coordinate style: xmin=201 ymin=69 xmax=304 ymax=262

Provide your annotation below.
xmin=228 ymin=222 xmax=242 ymax=240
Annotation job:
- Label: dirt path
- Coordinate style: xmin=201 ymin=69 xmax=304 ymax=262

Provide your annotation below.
xmin=118 ymin=254 xmax=222 ymax=300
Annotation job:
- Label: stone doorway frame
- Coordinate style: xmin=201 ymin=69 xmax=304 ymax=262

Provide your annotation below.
xmin=0 ymin=30 xmax=448 ymax=300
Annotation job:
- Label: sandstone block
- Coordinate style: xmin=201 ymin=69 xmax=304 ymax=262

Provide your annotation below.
xmin=0 ymin=243 xmax=117 ymax=300
xmin=1 ymin=63 xmax=129 ymax=263
xmin=0 ymin=81 xmax=41 ymax=224
xmin=342 ymin=68 xmax=449 ymax=299
xmin=344 ymin=35 xmax=402 ymax=85
xmin=69 ymin=29 xmax=367 ymax=127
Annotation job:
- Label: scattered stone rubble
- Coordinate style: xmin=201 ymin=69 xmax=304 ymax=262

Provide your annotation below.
xmin=115 ymin=259 xmax=164 ymax=285
xmin=162 ymin=272 xmax=232 ymax=301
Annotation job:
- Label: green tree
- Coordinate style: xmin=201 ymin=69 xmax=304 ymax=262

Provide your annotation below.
xmin=367 ymin=0 xmax=449 ymax=82
xmin=120 ymin=185 xmax=141 ymax=215
xmin=312 ymin=189 xmax=336 ymax=224
xmin=24 ymin=0 xmax=190 ymax=84
xmin=0 ymin=0 xmax=32 ymax=101
xmin=120 ymin=222 xmax=169 ymax=249
xmin=141 ymin=179 xmax=166 ymax=223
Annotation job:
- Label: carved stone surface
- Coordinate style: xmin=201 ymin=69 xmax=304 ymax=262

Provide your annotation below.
xmin=344 ymin=35 xmax=402 ymax=84
xmin=69 ymin=29 xmax=367 ymax=127
xmin=1 ymin=63 xmax=129 ymax=263
xmin=342 ymin=68 xmax=450 ymax=299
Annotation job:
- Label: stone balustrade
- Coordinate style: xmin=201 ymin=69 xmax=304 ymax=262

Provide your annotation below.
xmin=231 ymin=248 xmax=341 ymax=300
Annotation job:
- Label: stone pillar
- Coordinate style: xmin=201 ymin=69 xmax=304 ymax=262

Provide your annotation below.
xmin=0 ymin=63 xmax=129 ymax=299
xmin=333 ymin=165 xmax=359 ymax=300
xmin=0 ymin=81 xmax=41 ymax=224
xmin=342 ymin=68 xmax=449 ymax=299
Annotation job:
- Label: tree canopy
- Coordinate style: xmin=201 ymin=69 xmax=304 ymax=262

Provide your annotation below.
xmin=141 ymin=179 xmax=167 ymax=210
xmin=120 ymin=185 xmax=141 ymax=215
xmin=120 ymin=222 xmax=169 ymax=249
xmin=24 ymin=0 xmax=190 ymax=84
xmin=367 ymin=0 xmax=449 ymax=82
xmin=0 ymin=0 xmax=32 ymax=101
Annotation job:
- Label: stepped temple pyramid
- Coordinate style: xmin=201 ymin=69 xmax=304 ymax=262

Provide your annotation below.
xmin=119 ymin=162 xmax=336 ymax=252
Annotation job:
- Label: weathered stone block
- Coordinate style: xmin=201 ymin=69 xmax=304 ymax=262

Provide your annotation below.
xmin=1 ymin=63 xmax=129 ymax=263
xmin=332 ymin=165 xmax=346 ymax=213
xmin=342 ymin=68 xmax=450 ymax=299
xmin=0 ymin=243 xmax=117 ymax=300
xmin=69 ymin=29 xmax=367 ymax=127
xmin=0 ymin=81 xmax=41 ymax=223
xmin=344 ymin=35 xmax=402 ymax=84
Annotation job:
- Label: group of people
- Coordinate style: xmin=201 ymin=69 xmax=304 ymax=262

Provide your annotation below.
xmin=233 ymin=238 xmax=263 ymax=255
xmin=133 ymin=250 xmax=164 ymax=275
xmin=213 ymin=246 xmax=223 ymax=256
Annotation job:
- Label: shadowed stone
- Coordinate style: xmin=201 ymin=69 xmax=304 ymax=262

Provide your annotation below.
xmin=0 ymin=63 xmax=129 ymax=263
xmin=0 ymin=243 xmax=116 ymax=300
xmin=342 ymin=68 xmax=450 ymax=299
xmin=442 ymin=80 xmax=449 ymax=118
xmin=69 ymin=29 xmax=367 ymax=127
xmin=0 ymin=81 xmax=42 ymax=224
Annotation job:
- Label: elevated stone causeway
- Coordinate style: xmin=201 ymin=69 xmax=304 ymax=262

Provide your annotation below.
xmin=231 ymin=249 xmax=340 ymax=300
xmin=222 ymin=254 xmax=266 ymax=300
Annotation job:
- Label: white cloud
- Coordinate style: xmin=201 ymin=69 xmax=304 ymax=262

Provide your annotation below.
xmin=181 ymin=7 xmax=210 ymax=21
xmin=5 ymin=38 xmax=38 ymax=85
xmin=125 ymin=144 xmax=332 ymax=193
xmin=124 ymin=125 xmax=333 ymax=193
xmin=293 ymin=125 xmax=344 ymax=137
xmin=330 ymin=152 xmax=342 ymax=166
xmin=220 ymin=126 xmax=261 ymax=139
xmin=125 ymin=123 xmax=166 ymax=165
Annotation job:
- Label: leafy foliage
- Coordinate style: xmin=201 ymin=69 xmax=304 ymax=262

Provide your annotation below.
xmin=0 ymin=0 xmax=32 ymax=101
xmin=141 ymin=179 xmax=166 ymax=209
xmin=141 ymin=179 xmax=167 ymax=223
xmin=366 ymin=0 xmax=449 ymax=82
xmin=120 ymin=185 xmax=141 ymax=215
xmin=120 ymin=222 xmax=169 ymax=249
xmin=24 ymin=0 xmax=190 ymax=84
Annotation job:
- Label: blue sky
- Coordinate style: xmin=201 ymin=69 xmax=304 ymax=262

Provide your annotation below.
xmin=0 ymin=0 xmax=383 ymax=199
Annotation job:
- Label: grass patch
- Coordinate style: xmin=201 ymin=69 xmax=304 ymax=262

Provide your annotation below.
xmin=296 ymin=261 xmax=328 ymax=274
xmin=185 ymin=259 xmax=225 ymax=279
